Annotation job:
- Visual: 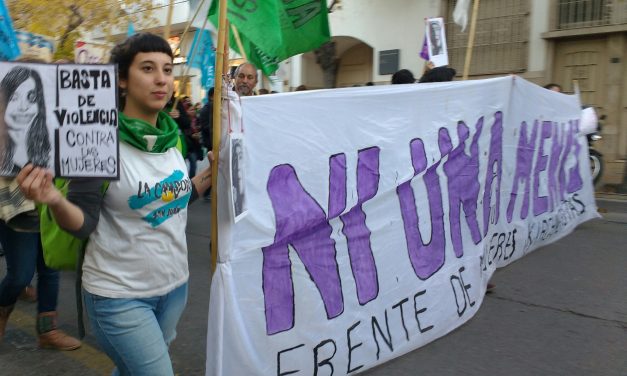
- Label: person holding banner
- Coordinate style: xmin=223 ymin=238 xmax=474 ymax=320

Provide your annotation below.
xmin=16 ymin=33 xmax=213 ymax=375
xmin=234 ymin=62 xmax=258 ymax=97
xmin=0 ymin=65 xmax=51 ymax=175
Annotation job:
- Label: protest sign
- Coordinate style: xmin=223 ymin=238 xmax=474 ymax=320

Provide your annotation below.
xmin=426 ymin=17 xmax=449 ymax=67
xmin=206 ymin=76 xmax=599 ymax=375
xmin=0 ymin=62 xmax=118 ymax=178
xmin=74 ymin=41 xmax=111 ymax=64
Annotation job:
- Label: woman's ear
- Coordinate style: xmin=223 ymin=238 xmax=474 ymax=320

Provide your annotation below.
xmin=119 ymin=78 xmax=128 ymax=90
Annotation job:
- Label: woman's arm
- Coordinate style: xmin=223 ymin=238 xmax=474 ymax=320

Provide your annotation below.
xmin=190 ymin=151 xmax=213 ymax=201
xmin=16 ymin=164 xmax=104 ymax=237
xmin=17 ymin=165 xmax=85 ymax=231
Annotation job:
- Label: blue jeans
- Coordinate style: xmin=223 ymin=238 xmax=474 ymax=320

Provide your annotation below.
xmin=0 ymin=222 xmax=59 ymax=312
xmin=83 ymin=282 xmax=188 ymax=376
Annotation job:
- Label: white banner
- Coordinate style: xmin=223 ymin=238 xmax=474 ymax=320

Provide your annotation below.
xmin=206 ymin=77 xmax=599 ymax=375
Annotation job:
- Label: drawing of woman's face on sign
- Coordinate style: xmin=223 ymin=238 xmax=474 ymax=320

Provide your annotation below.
xmin=0 ymin=65 xmax=50 ymax=174
xmin=425 ymin=17 xmax=449 ymax=67
xmin=5 ymin=77 xmax=38 ymax=140
xmin=230 ymin=133 xmax=247 ymax=222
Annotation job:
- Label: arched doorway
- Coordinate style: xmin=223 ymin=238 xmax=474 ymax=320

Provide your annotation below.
xmin=336 ymin=42 xmax=373 ymax=87
xmin=299 ymin=36 xmax=373 ymax=89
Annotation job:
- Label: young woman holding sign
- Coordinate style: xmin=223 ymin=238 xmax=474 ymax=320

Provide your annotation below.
xmin=17 ymin=33 xmax=213 ymax=375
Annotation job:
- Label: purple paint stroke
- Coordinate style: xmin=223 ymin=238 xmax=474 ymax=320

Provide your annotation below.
xmin=440 ymin=120 xmax=483 ymax=258
xmin=548 ymin=122 xmax=566 ymax=210
xmin=262 ymin=165 xmax=343 ymax=335
xmin=483 ymin=112 xmax=503 ymax=235
xmin=566 ymin=120 xmax=583 ymax=193
xmin=507 ymin=120 xmax=538 ymax=222
xmin=328 ymin=153 xmax=347 ymax=218
xmin=533 ymin=120 xmax=553 ymax=216
xmin=420 ymin=36 xmax=429 ymax=60
xmin=340 ymin=147 xmax=380 ymax=305
xmin=397 ymin=138 xmax=446 ymax=280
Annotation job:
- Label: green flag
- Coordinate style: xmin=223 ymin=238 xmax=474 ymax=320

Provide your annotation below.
xmin=209 ymin=0 xmax=331 ymax=75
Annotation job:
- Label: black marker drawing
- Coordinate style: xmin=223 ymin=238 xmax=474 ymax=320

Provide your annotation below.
xmin=0 ymin=66 xmax=50 ymax=175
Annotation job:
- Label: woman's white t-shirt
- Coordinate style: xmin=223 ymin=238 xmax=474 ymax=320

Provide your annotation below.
xmin=82 ymin=142 xmax=192 ymax=298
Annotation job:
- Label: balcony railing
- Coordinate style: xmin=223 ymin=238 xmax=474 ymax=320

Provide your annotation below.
xmin=557 ymin=0 xmax=627 ymax=29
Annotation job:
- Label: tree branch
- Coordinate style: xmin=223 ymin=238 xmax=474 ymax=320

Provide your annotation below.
xmin=58 ymin=4 xmax=85 ymax=53
xmin=328 ymin=0 xmax=340 ymax=13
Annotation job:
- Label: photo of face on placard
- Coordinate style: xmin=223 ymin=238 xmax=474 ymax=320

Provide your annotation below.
xmin=0 ymin=64 xmax=52 ymax=175
xmin=426 ymin=17 xmax=449 ymax=67
xmin=230 ymin=133 xmax=247 ymax=222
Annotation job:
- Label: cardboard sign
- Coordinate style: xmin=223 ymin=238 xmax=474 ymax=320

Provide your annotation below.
xmin=0 ymin=62 xmax=118 ymax=178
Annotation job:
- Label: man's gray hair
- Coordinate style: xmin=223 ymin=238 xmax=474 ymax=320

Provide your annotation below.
xmin=234 ymin=62 xmax=258 ymax=78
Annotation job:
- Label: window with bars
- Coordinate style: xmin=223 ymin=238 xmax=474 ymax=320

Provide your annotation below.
xmin=557 ymin=0 xmax=627 ymax=29
xmin=445 ymin=0 xmax=529 ymax=76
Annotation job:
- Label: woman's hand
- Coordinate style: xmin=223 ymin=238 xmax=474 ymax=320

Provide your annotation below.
xmin=192 ymin=151 xmax=214 ymax=197
xmin=16 ymin=164 xmax=62 ymax=205
xmin=169 ymin=108 xmax=180 ymax=119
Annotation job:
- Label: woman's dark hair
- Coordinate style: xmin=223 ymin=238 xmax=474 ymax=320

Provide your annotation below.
xmin=0 ymin=66 xmax=50 ymax=172
xmin=419 ymin=66 xmax=456 ymax=83
xmin=543 ymin=83 xmax=562 ymax=92
xmin=109 ymin=33 xmax=174 ymax=110
xmin=391 ymin=69 xmax=415 ymax=84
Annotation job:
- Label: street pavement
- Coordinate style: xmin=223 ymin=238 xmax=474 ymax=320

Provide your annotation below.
xmin=0 ymin=197 xmax=625 ymax=376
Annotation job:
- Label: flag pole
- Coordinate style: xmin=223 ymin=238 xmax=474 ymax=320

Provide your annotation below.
xmin=211 ymin=0 xmax=229 ymax=272
xmin=164 ymin=0 xmax=175 ymax=39
xmin=462 ymin=0 xmax=480 ymax=80
xmin=230 ymin=24 xmax=248 ymax=61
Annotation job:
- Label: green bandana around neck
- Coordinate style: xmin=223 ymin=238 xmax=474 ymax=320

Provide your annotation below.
xmin=118 ymin=111 xmax=179 ymax=153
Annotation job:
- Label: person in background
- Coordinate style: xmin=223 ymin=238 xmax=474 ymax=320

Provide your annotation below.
xmin=391 ymin=69 xmax=416 ymax=84
xmin=544 ymin=83 xmax=562 ymax=92
xmin=418 ymin=66 xmax=456 ymax=83
xmin=0 ymin=60 xmax=80 ymax=351
xmin=295 ymin=85 xmax=308 ymax=91
xmin=234 ymin=62 xmax=258 ymax=97
xmin=17 ymin=32 xmax=212 ymax=375
xmin=166 ymin=94 xmax=201 ymax=178
xmin=198 ymin=87 xmax=214 ymax=201
xmin=258 ymin=88 xmax=269 ymax=95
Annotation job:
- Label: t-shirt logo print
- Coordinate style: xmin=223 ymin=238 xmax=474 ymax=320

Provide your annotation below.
xmin=128 ymin=170 xmax=192 ymax=227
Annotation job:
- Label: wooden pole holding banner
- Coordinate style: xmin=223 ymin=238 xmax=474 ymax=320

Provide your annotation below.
xmin=163 ymin=0 xmax=175 ymax=40
xmin=462 ymin=0 xmax=480 ymax=80
xmin=210 ymin=0 xmax=229 ymax=272
xmin=230 ymin=24 xmax=248 ymax=61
